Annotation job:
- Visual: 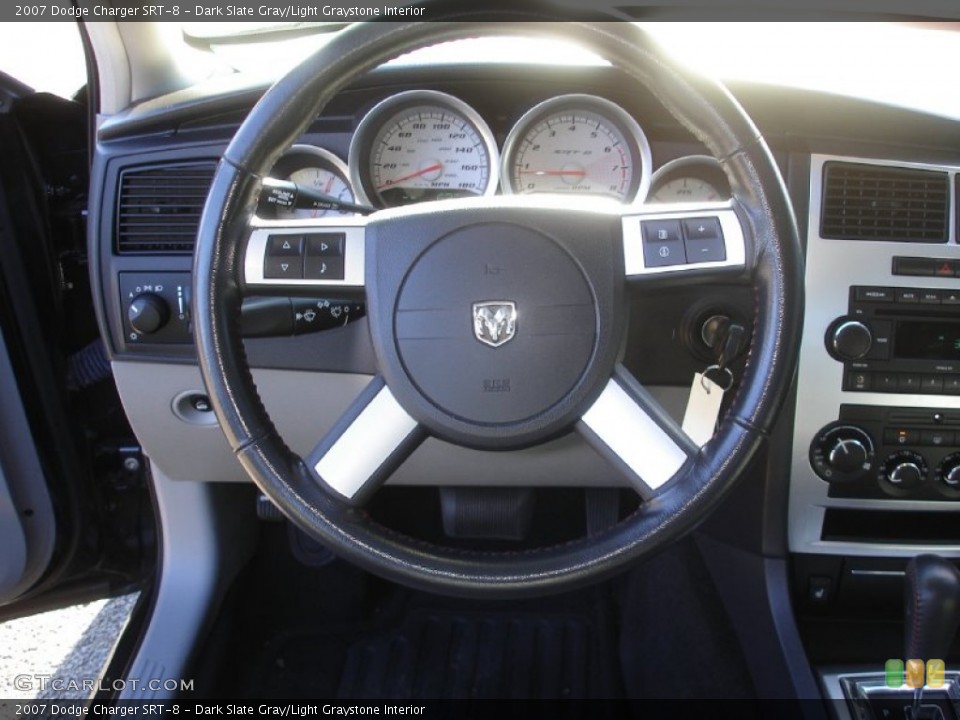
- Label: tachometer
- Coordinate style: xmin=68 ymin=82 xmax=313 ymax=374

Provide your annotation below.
xmin=501 ymin=94 xmax=651 ymax=203
xmin=349 ymin=90 xmax=499 ymax=208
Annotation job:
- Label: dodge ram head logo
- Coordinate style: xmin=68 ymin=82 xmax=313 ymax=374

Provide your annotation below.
xmin=472 ymin=301 xmax=517 ymax=348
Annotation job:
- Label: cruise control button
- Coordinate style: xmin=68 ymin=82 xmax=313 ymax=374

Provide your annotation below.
xmin=641 ymin=220 xmax=685 ymax=268
xmin=681 ymin=217 xmax=722 ymax=241
xmin=642 ymin=220 xmax=682 ymax=244
xmin=264 ymin=255 xmax=303 ymax=279
xmin=267 ymin=235 xmax=303 ymax=256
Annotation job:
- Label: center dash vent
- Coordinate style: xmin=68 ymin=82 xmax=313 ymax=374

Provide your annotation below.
xmin=821 ymin=162 xmax=949 ymax=243
xmin=116 ymin=162 xmax=217 ymax=254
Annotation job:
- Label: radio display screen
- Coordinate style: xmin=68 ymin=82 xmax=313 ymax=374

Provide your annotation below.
xmin=895 ymin=320 xmax=960 ymax=361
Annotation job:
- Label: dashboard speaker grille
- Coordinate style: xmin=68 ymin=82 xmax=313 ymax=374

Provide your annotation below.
xmin=821 ymin=162 xmax=949 ymax=243
xmin=116 ymin=162 xmax=217 ymax=254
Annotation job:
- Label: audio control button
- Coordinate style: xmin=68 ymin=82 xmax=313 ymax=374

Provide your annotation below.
xmin=921 ymin=375 xmax=945 ymax=394
xmin=944 ymin=376 xmax=960 ymax=395
xmin=845 ymin=371 xmax=871 ymax=391
xmin=855 ymin=287 xmax=894 ymax=302
xmin=830 ymin=319 xmax=872 ymax=361
xmin=875 ymin=373 xmax=898 ymax=392
xmin=897 ymin=374 xmax=922 ymax=393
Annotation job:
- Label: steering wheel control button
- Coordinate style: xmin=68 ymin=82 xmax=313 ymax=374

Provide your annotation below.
xmin=681 ymin=217 xmax=726 ymax=263
xmin=267 ymin=235 xmax=303 ymax=256
xmin=264 ymin=255 xmax=303 ymax=279
xmin=641 ymin=219 xmax=685 ymax=267
xmin=304 ymin=233 xmax=345 ymax=279
xmin=305 ymin=233 xmax=344 ymax=257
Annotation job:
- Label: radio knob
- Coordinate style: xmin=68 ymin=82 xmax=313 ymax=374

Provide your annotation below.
xmin=830 ymin=320 xmax=872 ymax=361
xmin=128 ymin=293 xmax=170 ymax=335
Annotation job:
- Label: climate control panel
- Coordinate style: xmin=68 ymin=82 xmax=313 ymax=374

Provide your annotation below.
xmin=810 ymin=404 xmax=960 ymax=501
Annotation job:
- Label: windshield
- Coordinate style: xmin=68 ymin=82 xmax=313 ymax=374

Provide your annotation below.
xmin=173 ymin=21 xmax=960 ymax=120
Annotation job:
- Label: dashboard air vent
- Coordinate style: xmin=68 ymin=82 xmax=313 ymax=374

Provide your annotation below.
xmin=821 ymin=162 xmax=949 ymax=243
xmin=116 ymin=162 xmax=217 ymax=254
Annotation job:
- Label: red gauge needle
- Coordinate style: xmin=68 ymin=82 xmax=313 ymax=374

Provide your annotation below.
xmin=378 ymin=162 xmax=443 ymax=189
xmin=518 ymin=169 xmax=587 ymax=177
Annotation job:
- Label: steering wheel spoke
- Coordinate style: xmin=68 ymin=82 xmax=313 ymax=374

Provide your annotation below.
xmin=242 ymin=217 xmax=367 ymax=293
xmin=578 ymin=366 xmax=699 ymax=500
xmin=304 ymin=376 xmax=424 ymax=507
xmin=620 ymin=202 xmax=749 ymax=283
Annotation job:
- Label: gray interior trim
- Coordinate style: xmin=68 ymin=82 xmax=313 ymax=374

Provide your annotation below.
xmin=111 ymin=361 xmax=690 ymax=487
xmin=0 ymin=326 xmax=55 ymax=604
xmin=119 ymin=468 xmax=256 ymax=700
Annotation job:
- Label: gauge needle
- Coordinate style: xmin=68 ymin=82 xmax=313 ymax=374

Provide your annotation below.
xmin=378 ymin=162 xmax=444 ymax=189
xmin=518 ymin=169 xmax=587 ymax=177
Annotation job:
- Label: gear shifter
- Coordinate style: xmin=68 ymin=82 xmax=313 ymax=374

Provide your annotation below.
xmin=905 ymin=555 xmax=960 ymax=664
xmin=903 ymin=555 xmax=960 ymax=720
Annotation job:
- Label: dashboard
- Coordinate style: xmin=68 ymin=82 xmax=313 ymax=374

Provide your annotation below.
xmin=90 ymin=61 xmax=960 ymax=568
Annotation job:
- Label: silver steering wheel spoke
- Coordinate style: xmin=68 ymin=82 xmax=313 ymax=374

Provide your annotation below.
xmin=620 ymin=201 xmax=748 ymax=281
xmin=304 ymin=376 xmax=424 ymax=506
xmin=578 ymin=366 xmax=699 ymax=500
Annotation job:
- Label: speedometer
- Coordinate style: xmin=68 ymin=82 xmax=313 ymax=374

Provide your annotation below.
xmin=501 ymin=95 xmax=651 ymax=204
xmin=349 ymin=90 xmax=499 ymax=208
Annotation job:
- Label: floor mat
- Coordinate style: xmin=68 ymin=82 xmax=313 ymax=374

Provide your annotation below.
xmin=247 ymin=594 xmax=623 ymax=700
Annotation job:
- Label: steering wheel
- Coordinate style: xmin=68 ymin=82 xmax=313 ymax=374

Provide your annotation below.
xmin=194 ymin=20 xmax=802 ymax=597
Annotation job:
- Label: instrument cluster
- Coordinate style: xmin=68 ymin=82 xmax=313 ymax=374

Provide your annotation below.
xmin=262 ymin=89 xmax=732 ymax=214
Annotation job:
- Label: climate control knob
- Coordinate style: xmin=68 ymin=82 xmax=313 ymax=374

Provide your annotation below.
xmin=810 ymin=423 xmax=875 ymax=483
xmin=829 ymin=319 xmax=872 ymax=361
xmin=936 ymin=453 xmax=960 ymax=492
xmin=879 ymin=450 xmax=927 ymax=495
xmin=128 ymin=293 xmax=170 ymax=335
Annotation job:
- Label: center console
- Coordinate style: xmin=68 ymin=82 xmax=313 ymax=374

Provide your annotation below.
xmin=790 ymin=154 xmax=960 ymax=558
xmin=791 ymin=155 xmax=960 ymax=716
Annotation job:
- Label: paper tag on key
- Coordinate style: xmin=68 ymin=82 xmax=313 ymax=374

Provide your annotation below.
xmin=682 ymin=372 xmax=726 ymax=446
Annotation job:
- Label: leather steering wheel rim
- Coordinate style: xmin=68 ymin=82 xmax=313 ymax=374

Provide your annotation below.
xmin=194 ymin=20 xmax=803 ymax=598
